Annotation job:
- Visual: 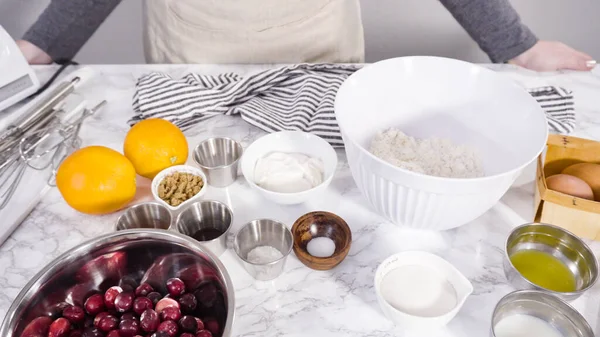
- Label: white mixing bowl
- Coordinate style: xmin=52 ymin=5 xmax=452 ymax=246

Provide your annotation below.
xmin=335 ymin=57 xmax=548 ymax=230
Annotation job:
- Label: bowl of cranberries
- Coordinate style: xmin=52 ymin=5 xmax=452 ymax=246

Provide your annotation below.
xmin=0 ymin=230 xmax=234 ymax=337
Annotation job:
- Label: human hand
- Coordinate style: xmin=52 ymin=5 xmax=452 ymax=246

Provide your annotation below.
xmin=16 ymin=39 xmax=53 ymax=65
xmin=509 ymin=40 xmax=596 ymax=72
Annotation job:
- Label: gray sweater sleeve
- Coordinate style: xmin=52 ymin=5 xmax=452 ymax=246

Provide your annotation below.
xmin=22 ymin=0 xmax=121 ymax=61
xmin=439 ymin=0 xmax=538 ymax=63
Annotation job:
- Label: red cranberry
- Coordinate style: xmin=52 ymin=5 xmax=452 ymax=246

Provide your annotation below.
xmin=104 ymin=286 xmax=123 ymax=310
xmin=135 ymin=283 xmax=154 ymax=297
xmin=157 ymin=321 xmax=178 ymax=337
xmin=194 ymin=318 xmax=204 ymax=332
xmin=139 ymin=309 xmax=160 ymax=333
xmin=147 ymin=292 xmax=162 ymax=305
xmin=84 ymin=294 xmax=105 ymax=316
xmin=120 ymin=285 xmax=134 ymax=293
xmin=48 ymin=318 xmax=71 ymax=337
xmin=119 ymin=319 xmax=140 ymax=337
xmin=203 ymin=319 xmax=219 ymax=336
xmin=180 ymin=334 xmax=195 ymax=337
xmin=69 ymin=330 xmax=83 ymax=337
xmin=119 ymin=313 xmax=138 ymax=322
xmin=133 ymin=297 xmax=153 ymax=315
xmin=196 ymin=330 xmax=212 ymax=337
xmin=49 ymin=302 xmax=71 ymax=320
xmin=114 ymin=292 xmax=135 ymax=313
xmin=21 ymin=316 xmax=52 ymax=337
xmin=83 ymin=317 xmax=94 ymax=328
xmin=178 ymin=316 xmax=197 ymax=333
xmin=178 ymin=294 xmax=197 ymax=313
xmin=194 ymin=284 xmax=217 ymax=307
xmin=93 ymin=312 xmax=110 ymax=328
xmin=150 ymin=332 xmax=169 ymax=337
xmin=160 ymin=307 xmax=181 ymax=322
xmin=106 ymin=331 xmax=121 ymax=337
xmin=97 ymin=315 xmax=119 ymax=332
xmin=63 ymin=305 xmax=86 ymax=324
xmin=118 ymin=276 xmax=138 ymax=291
xmin=155 ymin=298 xmax=179 ymax=314
xmin=82 ymin=327 xmax=104 ymax=337
xmin=166 ymin=278 xmax=185 ymax=297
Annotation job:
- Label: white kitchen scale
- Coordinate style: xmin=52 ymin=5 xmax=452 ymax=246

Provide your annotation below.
xmin=0 ymin=25 xmax=40 ymax=112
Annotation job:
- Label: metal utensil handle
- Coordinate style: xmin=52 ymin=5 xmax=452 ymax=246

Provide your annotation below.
xmin=14 ymin=77 xmax=80 ymax=132
xmin=0 ymin=160 xmax=27 ymax=210
xmin=0 ymin=77 xmax=79 ymax=154
xmin=47 ymin=100 xmax=107 ymax=186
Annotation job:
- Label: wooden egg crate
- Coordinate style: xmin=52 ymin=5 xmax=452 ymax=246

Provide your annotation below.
xmin=535 ymin=134 xmax=600 ymax=241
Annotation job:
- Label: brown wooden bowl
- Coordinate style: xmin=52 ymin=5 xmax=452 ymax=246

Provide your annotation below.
xmin=291 ymin=211 xmax=352 ymax=271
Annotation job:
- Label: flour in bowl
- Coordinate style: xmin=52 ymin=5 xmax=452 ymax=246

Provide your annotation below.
xmin=369 ymin=128 xmax=484 ymax=178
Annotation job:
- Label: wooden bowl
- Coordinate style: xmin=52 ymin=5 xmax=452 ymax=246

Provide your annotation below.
xmin=291 ymin=211 xmax=352 ymax=270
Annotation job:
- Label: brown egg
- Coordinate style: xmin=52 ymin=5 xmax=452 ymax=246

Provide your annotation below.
xmin=562 ymin=163 xmax=600 ymax=201
xmin=546 ymin=174 xmax=594 ymax=200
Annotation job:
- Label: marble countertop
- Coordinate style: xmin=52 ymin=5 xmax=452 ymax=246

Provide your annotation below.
xmin=1 ymin=64 xmax=600 ymax=337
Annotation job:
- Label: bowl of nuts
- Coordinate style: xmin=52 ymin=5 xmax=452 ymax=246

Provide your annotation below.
xmin=152 ymin=165 xmax=208 ymax=212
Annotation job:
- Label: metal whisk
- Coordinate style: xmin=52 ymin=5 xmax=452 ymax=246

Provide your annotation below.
xmin=0 ymin=74 xmax=106 ymax=209
xmin=0 ymin=100 xmax=106 ymax=209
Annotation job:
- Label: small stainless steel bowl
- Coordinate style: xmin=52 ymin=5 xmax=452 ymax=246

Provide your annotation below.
xmin=0 ymin=230 xmax=235 ymax=337
xmin=234 ymin=219 xmax=293 ymax=281
xmin=490 ymin=290 xmax=594 ymax=337
xmin=115 ymin=202 xmax=172 ymax=231
xmin=193 ymin=137 xmax=243 ymax=187
xmin=503 ymin=223 xmax=598 ymax=301
xmin=175 ymin=200 xmax=233 ymax=256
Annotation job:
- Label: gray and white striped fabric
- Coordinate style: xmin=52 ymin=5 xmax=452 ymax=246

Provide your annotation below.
xmin=131 ymin=64 xmax=575 ymax=147
xmin=528 ymin=86 xmax=575 ymax=134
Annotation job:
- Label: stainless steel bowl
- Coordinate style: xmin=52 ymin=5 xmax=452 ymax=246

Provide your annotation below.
xmin=503 ymin=223 xmax=598 ymax=301
xmin=175 ymin=200 xmax=233 ymax=256
xmin=490 ymin=290 xmax=593 ymax=337
xmin=115 ymin=202 xmax=172 ymax=231
xmin=233 ymin=219 xmax=293 ymax=281
xmin=193 ymin=137 xmax=243 ymax=187
xmin=0 ymin=230 xmax=235 ymax=337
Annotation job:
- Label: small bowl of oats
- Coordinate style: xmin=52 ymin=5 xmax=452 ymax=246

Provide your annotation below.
xmin=151 ymin=165 xmax=208 ymax=212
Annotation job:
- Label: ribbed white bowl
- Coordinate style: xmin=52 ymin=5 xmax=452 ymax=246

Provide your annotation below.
xmin=335 ymin=57 xmax=548 ymax=230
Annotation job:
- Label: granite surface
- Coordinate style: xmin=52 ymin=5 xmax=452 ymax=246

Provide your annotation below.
xmin=1 ymin=64 xmax=599 ymax=337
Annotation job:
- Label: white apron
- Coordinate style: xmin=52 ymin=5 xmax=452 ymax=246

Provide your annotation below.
xmin=142 ymin=0 xmax=365 ymax=64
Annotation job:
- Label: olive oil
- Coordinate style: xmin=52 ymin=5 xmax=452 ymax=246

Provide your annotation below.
xmin=510 ymin=250 xmax=577 ymax=292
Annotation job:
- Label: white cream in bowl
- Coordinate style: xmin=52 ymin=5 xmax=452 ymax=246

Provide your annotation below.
xmin=240 ymin=131 xmax=337 ymax=205
xmin=254 ymin=152 xmax=324 ymax=193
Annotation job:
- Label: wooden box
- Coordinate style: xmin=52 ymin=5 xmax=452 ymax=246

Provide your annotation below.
xmin=535 ymin=134 xmax=600 ymax=241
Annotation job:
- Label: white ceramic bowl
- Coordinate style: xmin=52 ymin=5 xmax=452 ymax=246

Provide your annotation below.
xmin=374 ymin=251 xmax=473 ymax=327
xmin=335 ymin=56 xmax=548 ymax=230
xmin=241 ymin=131 xmax=338 ymax=205
xmin=151 ymin=165 xmax=208 ymax=212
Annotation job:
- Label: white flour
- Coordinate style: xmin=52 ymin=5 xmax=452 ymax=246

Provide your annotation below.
xmin=369 ymin=128 xmax=484 ymax=178
xmin=247 ymin=245 xmax=283 ymax=264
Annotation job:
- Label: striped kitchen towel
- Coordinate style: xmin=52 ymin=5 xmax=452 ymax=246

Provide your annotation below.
xmin=131 ymin=64 xmax=575 ymax=147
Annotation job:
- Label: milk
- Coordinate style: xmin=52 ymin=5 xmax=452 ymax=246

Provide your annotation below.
xmin=380 ymin=265 xmax=457 ymax=317
xmin=494 ymin=314 xmax=564 ymax=337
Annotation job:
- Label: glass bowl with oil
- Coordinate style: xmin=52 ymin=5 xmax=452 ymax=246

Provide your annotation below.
xmin=503 ymin=223 xmax=598 ymax=301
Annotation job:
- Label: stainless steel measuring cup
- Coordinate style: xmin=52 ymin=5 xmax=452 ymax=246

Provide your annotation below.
xmin=193 ymin=137 xmax=243 ymax=187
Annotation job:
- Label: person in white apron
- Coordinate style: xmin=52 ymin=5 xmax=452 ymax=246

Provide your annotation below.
xmin=16 ymin=0 xmax=597 ymax=71
xmin=143 ymin=0 xmax=365 ymax=64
